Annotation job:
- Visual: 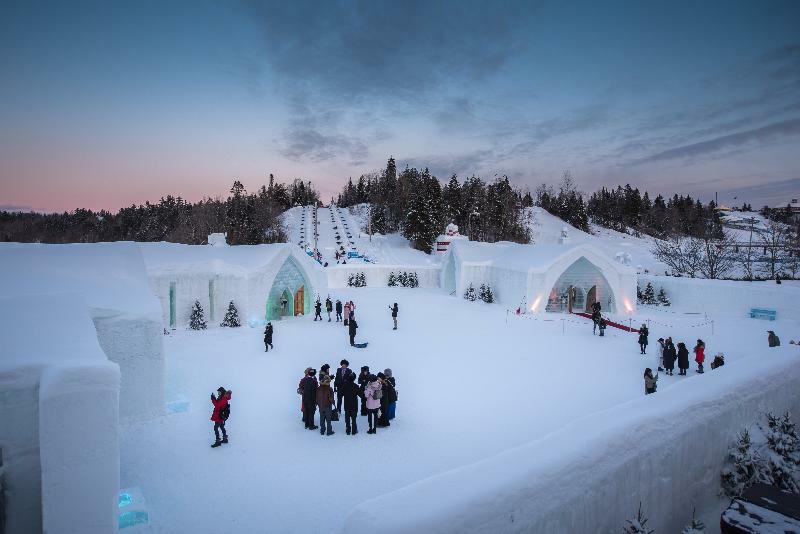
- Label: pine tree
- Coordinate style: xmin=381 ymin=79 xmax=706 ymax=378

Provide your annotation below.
xmin=643 ymin=282 xmax=657 ymax=305
xmin=721 ymin=429 xmax=762 ymax=497
xmin=220 ymin=301 xmax=241 ymax=327
xmin=408 ymin=272 xmax=419 ymax=288
xmin=479 ymin=284 xmax=494 ymax=303
xmin=657 ymin=287 xmax=671 ymax=306
xmin=622 ymin=502 xmax=654 ymax=534
xmin=388 ymin=272 xmax=398 ymax=287
xmin=464 ymin=284 xmax=477 ymax=301
xmin=637 ymin=285 xmax=643 ymax=304
xmin=681 ymin=508 xmax=705 ymax=533
xmin=189 ymin=300 xmax=207 ymax=330
xmin=760 ymin=412 xmax=800 ymax=493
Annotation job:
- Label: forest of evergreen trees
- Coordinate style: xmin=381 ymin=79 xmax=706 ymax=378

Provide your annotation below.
xmin=336 ymin=157 xmax=532 ymax=251
xmin=0 ymin=176 xmax=318 ymax=245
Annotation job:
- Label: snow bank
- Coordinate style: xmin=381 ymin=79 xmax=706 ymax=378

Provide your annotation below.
xmin=0 ymin=242 xmax=165 ymax=420
xmin=326 ymin=264 xmax=441 ymax=288
xmin=0 ymin=293 xmax=120 ymax=534
xmin=640 ymin=274 xmax=800 ymax=318
xmin=341 ymin=349 xmax=800 ymax=533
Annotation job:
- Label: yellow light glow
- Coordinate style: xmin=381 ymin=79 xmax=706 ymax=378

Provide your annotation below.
xmin=531 ymin=296 xmax=542 ymax=312
xmin=624 ymin=299 xmax=633 ymax=313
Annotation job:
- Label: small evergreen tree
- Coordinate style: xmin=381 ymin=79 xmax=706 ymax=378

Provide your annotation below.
xmin=464 ymin=283 xmax=477 ymax=301
xmin=357 ymin=272 xmax=366 ymax=287
xmin=388 ymin=272 xmax=398 ymax=287
xmin=760 ymin=412 xmax=800 ymax=493
xmin=643 ymin=282 xmax=657 ymax=305
xmin=657 ymin=287 xmax=671 ymax=306
xmin=189 ymin=300 xmax=207 ymax=330
xmin=681 ymin=508 xmax=705 ymax=533
xmin=479 ymin=284 xmax=494 ymax=303
xmin=408 ymin=271 xmax=419 ymax=288
xmin=398 ymin=271 xmax=408 ymax=287
xmin=721 ymin=429 xmax=761 ymax=497
xmin=622 ymin=502 xmax=654 ymax=534
xmin=220 ymin=301 xmax=241 ymax=327
xmin=637 ymin=284 xmax=643 ymax=304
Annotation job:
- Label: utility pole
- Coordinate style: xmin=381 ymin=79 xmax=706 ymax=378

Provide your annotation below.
xmin=368 ymin=204 xmax=372 ymax=242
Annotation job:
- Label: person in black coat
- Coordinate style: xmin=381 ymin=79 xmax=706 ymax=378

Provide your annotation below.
xmin=390 ymin=302 xmax=399 ymax=330
xmin=314 ymin=299 xmax=322 ymax=321
xmin=677 ymin=342 xmax=690 ymax=375
xmin=334 ymin=359 xmax=353 ymax=413
xmin=662 ymin=338 xmax=677 ymax=375
xmin=325 ymin=297 xmax=333 ymax=322
xmin=358 ymin=365 xmax=370 ymax=416
xmin=376 ymin=372 xmax=397 ymax=427
xmin=342 ymin=374 xmax=359 ymax=435
xmin=300 ymin=368 xmax=319 ymax=430
xmin=638 ymin=325 xmax=649 ymax=354
xmin=335 ymin=300 xmax=343 ymax=322
xmin=264 ymin=322 xmax=273 ymax=352
xmin=348 ymin=314 xmax=358 ymax=346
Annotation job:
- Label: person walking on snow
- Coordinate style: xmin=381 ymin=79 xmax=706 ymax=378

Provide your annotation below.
xmin=364 ymin=374 xmax=382 ymax=434
xmin=325 ymin=297 xmax=333 ymax=322
xmin=301 ymin=368 xmax=319 ymax=430
xmin=264 ymin=322 xmax=273 ymax=352
xmin=598 ymin=316 xmax=607 ymax=337
xmin=335 ymin=300 xmax=343 ymax=322
xmin=342 ymin=372 xmax=359 ymax=435
xmin=677 ymin=342 xmax=690 ymax=375
xmin=210 ymin=387 xmax=232 ymax=448
xmin=662 ymin=337 xmax=677 ymax=375
xmin=348 ymin=313 xmax=358 ymax=346
xmin=390 ymin=302 xmax=399 ymax=330
xmin=316 ymin=376 xmax=335 ymax=436
xmin=314 ymin=299 xmax=322 ymax=321
xmin=694 ymin=339 xmax=705 ymax=374
xmin=591 ymin=302 xmax=602 ymax=335
xmin=644 ymin=368 xmax=658 ymax=395
xmin=638 ymin=324 xmax=649 ymax=354
xmin=343 ymin=302 xmax=352 ymax=326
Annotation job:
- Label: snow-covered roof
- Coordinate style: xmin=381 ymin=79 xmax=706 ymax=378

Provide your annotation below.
xmin=0 ymin=242 xmax=159 ymax=318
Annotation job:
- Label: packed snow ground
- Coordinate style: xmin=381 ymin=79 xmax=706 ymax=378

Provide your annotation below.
xmin=118 ymin=288 xmax=794 ymax=533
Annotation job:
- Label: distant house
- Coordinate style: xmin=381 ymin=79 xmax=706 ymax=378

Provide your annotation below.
xmin=789 ymin=199 xmax=800 ymax=222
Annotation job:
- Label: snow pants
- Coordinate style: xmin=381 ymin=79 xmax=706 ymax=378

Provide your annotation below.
xmin=393 ymin=317 xmax=397 ymax=329
xmin=213 ymin=421 xmax=227 ymax=441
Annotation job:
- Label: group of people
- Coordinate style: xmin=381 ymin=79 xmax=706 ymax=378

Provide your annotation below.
xmin=642 ymin=336 xmax=721 ymax=394
xmin=590 ymin=301 xmax=608 ymax=336
xmin=298 ymin=360 xmax=398 ymax=436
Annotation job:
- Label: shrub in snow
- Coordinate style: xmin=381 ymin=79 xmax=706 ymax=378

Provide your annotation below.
xmin=760 ymin=412 xmax=800 ymax=493
xmin=681 ymin=509 xmax=705 ymax=533
xmin=657 ymin=287 xmax=671 ymax=306
xmin=637 ymin=284 xmax=643 ymax=304
xmin=388 ymin=272 xmax=398 ymax=287
xmin=464 ymin=284 xmax=477 ymax=301
xmin=189 ymin=300 xmax=207 ymax=330
xmin=348 ymin=272 xmax=367 ymax=287
xmin=721 ymin=429 xmax=762 ymax=497
xmin=220 ymin=301 xmax=241 ymax=327
xmin=643 ymin=282 xmax=657 ymax=305
xmin=622 ymin=502 xmax=654 ymax=534
xmin=479 ymin=284 xmax=494 ymax=303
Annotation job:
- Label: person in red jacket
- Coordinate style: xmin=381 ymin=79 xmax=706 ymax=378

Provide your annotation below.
xmin=210 ymin=386 xmax=232 ymax=448
xmin=694 ymin=339 xmax=705 ymax=374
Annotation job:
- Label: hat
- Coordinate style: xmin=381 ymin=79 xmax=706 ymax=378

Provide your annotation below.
xmin=309 ymin=368 xmax=317 ymax=376
xmin=383 ymin=368 xmax=392 ymax=377
xmin=368 ymin=374 xmax=377 ymax=382
xmin=321 ymin=364 xmax=330 ymax=371
xmin=304 ymin=367 xmax=312 ymax=375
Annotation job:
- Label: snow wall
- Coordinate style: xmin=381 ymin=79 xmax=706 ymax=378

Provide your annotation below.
xmin=341 ymin=348 xmax=800 ymax=534
xmin=0 ymin=294 xmax=120 ymax=534
xmin=640 ymin=274 xmax=800 ymax=318
xmin=326 ymin=265 xmax=441 ymax=289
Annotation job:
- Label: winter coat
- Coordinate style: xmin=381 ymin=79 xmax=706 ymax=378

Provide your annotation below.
xmin=316 ymin=384 xmax=334 ymax=409
xmin=301 ymin=376 xmax=318 ymax=405
xmin=768 ymin=332 xmax=781 ymax=347
xmin=391 ymin=304 xmax=398 ymax=318
xmin=315 ymin=302 xmax=322 ymax=314
xmin=348 ymin=318 xmax=358 ymax=336
xmin=210 ymin=391 xmax=231 ymax=422
xmin=592 ymin=301 xmax=601 ymax=314
xmin=264 ymin=324 xmax=273 ymax=341
xmin=638 ymin=326 xmax=649 ymax=345
xmin=677 ymin=346 xmax=689 ymax=369
xmin=325 ymin=299 xmax=333 ymax=312
xmin=334 ymin=367 xmax=353 ymax=391
xmin=382 ymin=377 xmax=397 ymax=405
xmin=644 ymin=373 xmax=657 ymax=394
xmin=663 ymin=343 xmax=677 ymax=370
xmin=343 ymin=304 xmax=351 ymax=320
xmin=694 ymin=344 xmax=705 ymax=364
xmin=365 ymin=380 xmax=382 ymax=410
xmin=342 ymin=380 xmax=359 ymax=413
xmin=335 ymin=301 xmax=343 ymax=313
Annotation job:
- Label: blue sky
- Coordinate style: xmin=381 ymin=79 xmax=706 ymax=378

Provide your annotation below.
xmin=1 ymin=0 xmax=799 ymax=211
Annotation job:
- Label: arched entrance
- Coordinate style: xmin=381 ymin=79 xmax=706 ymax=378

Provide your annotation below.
xmin=266 ymin=256 xmax=313 ymax=321
xmin=545 ymin=256 xmax=615 ymax=313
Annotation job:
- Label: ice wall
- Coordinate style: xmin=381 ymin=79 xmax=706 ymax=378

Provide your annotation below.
xmin=341 ymin=349 xmax=800 ymax=533
xmin=326 ymin=265 xmax=441 ymax=288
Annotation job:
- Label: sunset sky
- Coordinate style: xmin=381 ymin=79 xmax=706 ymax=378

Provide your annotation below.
xmin=1 ymin=0 xmax=799 ymax=212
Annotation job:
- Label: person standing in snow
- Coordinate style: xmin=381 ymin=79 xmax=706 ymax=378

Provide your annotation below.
xmin=319 ymin=363 xmax=332 ymax=384
xmin=389 ymin=302 xmax=399 ymax=330
xmin=314 ymin=299 xmax=322 ymax=321
xmin=768 ymin=330 xmax=781 ymax=347
xmin=694 ymin=339 xmax=705 ymax=374
xmin=377 ymin=371 xmax=397 ymax=427
xmin=384 ymin=368 xmax=397 ymax=420
xmin=643 ymin=368 xmax=658 ymax=395
xmin=710 ymin=352 xmax=725 ymax=369
xmin=591 ymin=305 xmax=602 ymax=335
xmin=598 ymin=316 xmax=607 ymax=337
xmin=358 ymin=365 xmax=370 ymax=416
xmin=348 ymin=314 xmax=358 ymax=346
xmin=662 ymin=337 xmax=677 ymax=375
xmin=301 ymin=368 xmax=319 ymax=430
xmin=264 ymin=322 xmax=274 ymax=352
xmin=677 ymin=342 xmax=690 ymax=375
xmin=210 ymin=387 xmax=232 ymax=448
xmin=325 ymin=297 xmax=333 ymax=322
xmin=334 ymin=359 xmax=353 ymax=413
xmin=335 ymin=300 xmax=343 ymax=322
xmin=343 ymin=301 xmax=351 ymax=326
xmin=316 ymin=376 xmax=335 ymax=436
xmin=364 ymin=374 xmax=382 ymax=434
xmin=638 ymin=324 xmax=649 ymax=354
xmin=342 ymin=371 xmax=359 ymax=435
xmin=656 ymin=338 xmax=665 ymax=371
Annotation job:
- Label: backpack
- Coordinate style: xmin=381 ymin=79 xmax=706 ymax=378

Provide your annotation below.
xmin=372 ymin=387 xmax=382 ymax=400
xmin=219 ymin=404 xmax=230 ymax=421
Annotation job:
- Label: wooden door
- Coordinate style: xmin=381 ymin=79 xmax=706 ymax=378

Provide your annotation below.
xmin=294 ymin=286 xmax=304 ymax=315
